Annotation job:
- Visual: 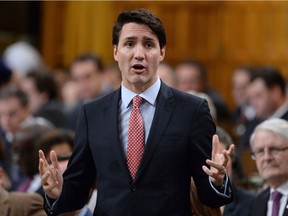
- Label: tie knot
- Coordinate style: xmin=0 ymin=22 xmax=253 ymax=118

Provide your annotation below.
xmin=132 ymin=96 xmax=143 ymax=109
xmin=272 ymin=191 xmax=283 ymax=202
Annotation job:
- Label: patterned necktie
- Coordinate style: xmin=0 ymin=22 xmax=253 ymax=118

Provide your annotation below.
xmin=127 ymin=96 xmax=144 ymax=179
xmin=272 ymin=191 xmax=283 ymax=216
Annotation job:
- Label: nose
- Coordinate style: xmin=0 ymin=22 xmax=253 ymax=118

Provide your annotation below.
xmin=262 ymin=148 xmax=273 ymax=160
xmin=134 ymin=45 xmax=144 ymax=60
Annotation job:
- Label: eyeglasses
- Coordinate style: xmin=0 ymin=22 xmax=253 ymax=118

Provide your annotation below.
xmin=251 ymin=146 xmax=288 ymax=160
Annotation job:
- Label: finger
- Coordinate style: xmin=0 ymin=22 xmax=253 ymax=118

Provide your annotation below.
xmin=202 ymin=165 xmax=212 ymax=176
xmin=202 ymin=165 xmax=225 ymax=177
xmin=50 ymin=150 xmax=60 ymax=169
xmin=211 ymin=134 xmax=219 ymax=161
xmin=39 ymin=158 xmax=45 ymax=176
xmin=206 ymin=159 xmax=225 ymax=172
xmin=221 ymin=150 xmax=230 ymax=168
xmin=39 ymin=150 xmax=49 ymax=176
xmin=226 ymin=144 xmax=235 ymax=157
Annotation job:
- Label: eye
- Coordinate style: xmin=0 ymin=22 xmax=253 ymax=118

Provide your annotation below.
xmin=125 ymin=41 xmax=134 ymax=47
xmin=145 ymin=42 xmax=154 ymax=49
xmin=255 ymin=149 xmax=264 ymax=156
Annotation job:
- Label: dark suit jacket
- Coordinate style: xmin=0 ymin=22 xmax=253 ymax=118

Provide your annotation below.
xmin=252 ymin=187 xmax=288 ymax=216
xmin=0 ymin=188 xmax=46 ymax=216
xmin=45 ymin=83 xmax=233 ymax=216
xmin=223 ymin=184 xmax=255 ymax=216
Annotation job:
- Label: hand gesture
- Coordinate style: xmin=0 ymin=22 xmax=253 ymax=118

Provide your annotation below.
xmin=39 ymin=150 xmax=63 ymax=199
xmin=202 ymin=134 xmax=235 ymax=187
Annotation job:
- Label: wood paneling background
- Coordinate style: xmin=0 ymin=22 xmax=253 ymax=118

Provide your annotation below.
xmin=41 ymin=1 xmax=288 ymax=111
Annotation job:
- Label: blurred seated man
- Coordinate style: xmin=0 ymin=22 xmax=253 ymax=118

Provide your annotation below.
xmin=67 ymin=53 xmax=105 ymax=131
xmin=157 ymin=62 xmax=177 ymax=88
xmin=0 ymin=85 xmax=52 ymax=189
xmin=250 ymin=118 xmax=288 ymax=216
xmin=175 ymin=60 xmax=231 ymax=121
xmin=20 ymin=70 xmax=68 ymax=128
xmin=239 ymin=67 xmax=288 ymax=150
xmin=231 ymin=66 xmax=256 ymax=139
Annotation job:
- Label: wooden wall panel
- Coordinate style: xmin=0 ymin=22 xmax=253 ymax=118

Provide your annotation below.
xmin=41 ymin=1 xmax=288 ymax=110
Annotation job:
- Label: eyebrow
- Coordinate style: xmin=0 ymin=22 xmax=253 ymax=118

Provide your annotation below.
xmin=124 ymin=36 xmax=156 ymax=42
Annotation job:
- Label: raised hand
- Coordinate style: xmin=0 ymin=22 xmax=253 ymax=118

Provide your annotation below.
xmin=202 ymin=134 xmax=235 ymax=187
xmin=39 ymin=150 xmax=63 ymax=199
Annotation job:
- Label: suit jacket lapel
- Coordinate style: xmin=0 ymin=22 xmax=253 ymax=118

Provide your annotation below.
xmin=135 ymin=83 xmax=175 ymax=180
xmin=255 ymin=188 xmax=269 ymax=216
xmin=101 ymin=89 xmax=130 ymax=176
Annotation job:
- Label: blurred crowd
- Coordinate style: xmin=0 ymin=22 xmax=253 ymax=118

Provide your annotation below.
xmin=0 ymin=40 xmax=288 ymax=215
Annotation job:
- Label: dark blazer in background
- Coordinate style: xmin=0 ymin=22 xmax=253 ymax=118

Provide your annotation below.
xmin=252 ymin=187 xmax=288 ymax=216
xmin=45 ymin=82 xmax=233 ymax=216
xmin=223 ymin=184 xmax=255 ymax=216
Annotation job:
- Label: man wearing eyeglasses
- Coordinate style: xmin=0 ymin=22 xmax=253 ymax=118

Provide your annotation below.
xmin=250 ymin=118 xmax=288 ymax=216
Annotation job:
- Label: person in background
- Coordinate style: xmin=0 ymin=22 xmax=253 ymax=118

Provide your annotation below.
xmin=175 ymin=60 xmax=231 ymax=122
xmin=239 ymin=66 xmax=288 ymax=150
xmin=102 ymin=62 xmax=122 ymax=92
xmin=216 ymin=127 xmax=255 ymax=216
xmin=39 ymin=8 xmax=234 ymax=216
xmin=19 ymin=70 xmax=68 ymax=128
xmin=231 ymin=66 xmax=256 ymax=140
xmin=0 ymin=165 xmax=46 ymax=216
xmin=250 ymin=118 xmax=288 ymax=216
xmin=0 ymin=86 xmax=52 ymax=190
xmin=13 ymin=123 xmax=53 ymax=195
xmin=66 ymin=53 xmax=105 ymax=131
xmin=157 ymin=61 xmax=177 ymax=88
xmin=0 ymin=138 xmax=46 ymax=216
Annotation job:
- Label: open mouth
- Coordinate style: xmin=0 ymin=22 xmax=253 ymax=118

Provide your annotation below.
xmin=132 ymin=64 xmax=145 ymax=70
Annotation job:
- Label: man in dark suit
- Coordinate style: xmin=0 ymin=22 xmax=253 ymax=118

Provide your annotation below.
xmin=238 ymin=66 xmax=288 ymax=150
xmin=39 ymin=8 xmax=234 ymax=216
xmin=250 ymin=118 xmax=288 ymax=216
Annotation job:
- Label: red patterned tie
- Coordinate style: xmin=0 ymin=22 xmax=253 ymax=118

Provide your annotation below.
xmin=127 ymin=96 xmax=144 ymax=179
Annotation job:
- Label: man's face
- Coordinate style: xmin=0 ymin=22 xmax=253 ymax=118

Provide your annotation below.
xmin=232 ymin=70 xmax=251 ymax=106
xmin=175 ymin=65 xmax=203 ymax=92
xmin=0 ymin=97 xmax=28 ymax=133
xmin=71 ymin=60 xmax=102 ymax=100
xmin=20 ymin=78 xmax=45 ymax=113
xmin=252 ymin=129 xmax=288 ymax=187
xmin=248 ymin=79 xmax=274 ymax=119
xmin=114 ymin=23 xmax=165 ymax=93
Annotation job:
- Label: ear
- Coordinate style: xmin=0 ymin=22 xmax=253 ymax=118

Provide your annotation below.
xmin=159 ymin=46 xmax=166 ymax=62
xmin=113 ymin=45 xmax=118 ymax=62
xmin=270 ymin=85 xmax=282 ymax=101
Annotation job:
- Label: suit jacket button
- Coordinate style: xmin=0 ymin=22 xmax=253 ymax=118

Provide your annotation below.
xmin=132 ymin=184 xmax=136 ymax=192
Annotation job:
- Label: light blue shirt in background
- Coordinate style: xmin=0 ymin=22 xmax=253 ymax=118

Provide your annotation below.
xmin=119 ymin=77 xmax=161 ymax=156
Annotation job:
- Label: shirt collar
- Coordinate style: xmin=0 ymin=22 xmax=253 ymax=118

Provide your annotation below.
xmin=121 ymin=77 xmax=161 ymax=108
xmin=270 ymin=181 xmax=288 ymax=198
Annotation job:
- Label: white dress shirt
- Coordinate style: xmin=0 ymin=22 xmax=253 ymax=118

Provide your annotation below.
xmin=268 ymin=182 xmax=288 ymax=216
xmin=119 ymin=77 xmax=161 ymax=156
